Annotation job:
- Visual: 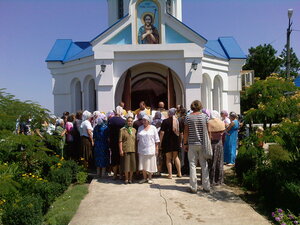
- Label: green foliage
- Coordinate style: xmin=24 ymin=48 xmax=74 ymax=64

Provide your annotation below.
xmin=235 ymin=135 xmax=265 ymax=179
xmin=48 ymin=167 xmax=72 ymax=188
xmin=76 ymin=171 xmax=88 ymax=184
xmin=0 ymin=88 xmax=50 ymax=131
xmin=279 ymin=46 xmax=300 ymax=78
xmin=241 ymin=75 xmax=300 ymax=126
xmin=272 ymin=208 xmax=300 ymax=225
xmin=43 ymin=184 xmax=88 ymax=225
xmin=243 ymin=44 xmax=282 ymax=80
xmin=268 ymin=144 xmax=291 ymax=163
xmin=0 ymin=89 xmax=87 ymax=224
xmin=2 ymin=195 xmax=43 ymax=225
xmin=271 ymin=120 xmax=300 ymax=158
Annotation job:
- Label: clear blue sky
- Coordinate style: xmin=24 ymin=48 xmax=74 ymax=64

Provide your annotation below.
xmin=1 ymin=0 xmax=299 ymax=113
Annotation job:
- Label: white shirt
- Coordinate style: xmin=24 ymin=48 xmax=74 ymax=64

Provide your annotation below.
xmin=80 ymin=120 xmax=93 ymax=138
xmin=137 ymin=125 xmax=160 ymax=155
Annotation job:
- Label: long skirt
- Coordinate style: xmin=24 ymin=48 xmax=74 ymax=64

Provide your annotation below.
xmin=81 ymin=136 xmax=94 ymax=169
xmin=208 ymin=139 xmax=224 ymax=186
xmin=139 ymin=154 xmax=157 ymax=173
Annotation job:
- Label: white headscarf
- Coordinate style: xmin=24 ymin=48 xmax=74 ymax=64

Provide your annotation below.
xmin=210 ymin=110 xmax=220 ymax=119
xmin=115 ymin=106 xmax=123 ymax=116
xmin=142 ymin=114 xmax=151 ymax=123
xmin=82 ymin=110 xmax=92 ymax=121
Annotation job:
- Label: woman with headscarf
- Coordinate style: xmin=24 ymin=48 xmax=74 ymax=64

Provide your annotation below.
xmin=119 ymin=116 xmax=136 ymax=184
xmin=224 ymin=112 xmax=239 ymax=165
xmin=55 ymin=118 xmax=66 ymax=157
xmin=152 ymin=111 xmax=163 ymax=176
xmin=80 ymin=110 xmax=94 ymax=169
xmin=108 ymin=106 xmax=125 ymax=179
xmin=137 ymin=115 xmax=160 ymax=184
xmin=160 ymin=108 xmax=183 ymax=179
xmin=93 ymin=114 xmax=109 ymax=177
xmin=208 ymin=110 xmax=226 ymax=185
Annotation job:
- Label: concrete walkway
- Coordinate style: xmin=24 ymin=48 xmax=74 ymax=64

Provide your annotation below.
xmin=69 ymin=175 xmax=270 ymax=225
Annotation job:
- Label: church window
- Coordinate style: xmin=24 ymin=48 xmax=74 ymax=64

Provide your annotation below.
xmin=166 ymin=0 xmax=173 ymax=14
xmin=118 ymin=0 xmax=124 ymax=19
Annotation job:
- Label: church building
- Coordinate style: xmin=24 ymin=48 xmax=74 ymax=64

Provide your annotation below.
xmin=46 ymin=0 xmax=246 ymax=115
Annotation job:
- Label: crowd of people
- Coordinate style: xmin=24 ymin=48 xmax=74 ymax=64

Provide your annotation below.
xmin=18 ymin=100 xmax=242 ymax=193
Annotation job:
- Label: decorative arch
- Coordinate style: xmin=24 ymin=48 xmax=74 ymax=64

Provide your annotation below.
xmin=83 ymin=75 xmax=96 ymax=112
xmin=70 ymin=78 xmax=82 ymax=113
xmin=213 ymin=75 xmax=223 ymax=112
xmin=201 ymin=73 xmax=212 ymax=110
xmin=115 ymin=62 xmax=184 ymax=111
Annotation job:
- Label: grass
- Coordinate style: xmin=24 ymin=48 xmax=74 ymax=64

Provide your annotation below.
xmin=43 ymin=184 xmax=88 ymax=225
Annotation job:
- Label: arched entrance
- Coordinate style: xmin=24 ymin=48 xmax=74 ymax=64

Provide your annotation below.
xmin=116 ymin=63 xmax=183 ymax=111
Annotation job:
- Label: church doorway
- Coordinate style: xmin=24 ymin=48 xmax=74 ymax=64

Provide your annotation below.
xmin=116 ymin=63 xmax=183 ymax=111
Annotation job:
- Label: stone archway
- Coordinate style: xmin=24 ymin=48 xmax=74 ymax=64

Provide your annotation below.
xmin=115 ymin=63 xmax=183 ymax=111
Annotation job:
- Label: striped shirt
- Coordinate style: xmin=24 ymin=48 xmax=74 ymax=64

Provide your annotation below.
xmin=185 ymin=113 xmax=208 ymax=145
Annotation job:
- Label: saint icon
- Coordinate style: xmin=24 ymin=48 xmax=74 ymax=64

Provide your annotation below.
xmin=138 ymin=13 xmax=159 ymax=44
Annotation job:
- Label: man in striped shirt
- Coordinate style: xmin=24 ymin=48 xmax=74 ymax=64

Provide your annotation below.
xmin=183 ymin=100 xmax=210 ymax=193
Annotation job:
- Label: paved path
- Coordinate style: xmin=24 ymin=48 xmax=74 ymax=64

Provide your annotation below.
xmin=70 ymin=175 xmax=270 ymax=225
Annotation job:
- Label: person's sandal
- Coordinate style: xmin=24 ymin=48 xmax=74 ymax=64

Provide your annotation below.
xmin=124 ymin=180 xmax=129 ymax=184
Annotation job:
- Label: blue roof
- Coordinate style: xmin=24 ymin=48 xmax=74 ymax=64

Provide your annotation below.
xmin=295 ymin=76 xmax=300 ymax=87
xmin=46 ymin=40 xmax=92 ymax=63
xmin=204 ymin=37 xmax=246 ymax=60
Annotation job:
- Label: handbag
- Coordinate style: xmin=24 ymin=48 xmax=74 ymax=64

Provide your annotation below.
xmin=203 ymin=130 xmax=213 ymax=160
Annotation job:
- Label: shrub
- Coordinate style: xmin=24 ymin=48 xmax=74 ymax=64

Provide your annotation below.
xmin=61 ymin=160 xmax=82 ymax=183
xmin=268 ymin=144 xmax=291 ymax=163
xmin=48 ymin=167 xmax=72 ymax=189
xmin=76 ymin=171 xmax=88 ymax=184
xmin=2 ymin=195 xmax=43 ymax=225
xmin=235 ymin=144 xmax=264 ymax=179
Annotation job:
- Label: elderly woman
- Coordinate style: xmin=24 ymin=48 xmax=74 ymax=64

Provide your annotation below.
xmin=119 ymin=116 xmax=136 ymax=184
xmin=93 ymin=114 xmax=109 ymax=178
xmin=55 ymin=118 xmax=66 ymax=157
xmin=80 ymin=110 xmax=94 ymax=169
xmin=183 ymin=100 xmax=210 ymax=193
xmin=160 ymin=108 xmax=183 ymax=179
xmin=208 ymin=110 xmax=226 ymax=186
xmin=224 ymin=112 xmax=239 ymax=165
xmin=137 ymin=115 xmax=160 ymax=184
xmin=108 ymin=106 xmax=125 ymax=179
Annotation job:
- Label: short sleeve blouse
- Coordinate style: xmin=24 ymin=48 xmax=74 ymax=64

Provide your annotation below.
xmin=137 ymin=125 xmax=160 ymax=155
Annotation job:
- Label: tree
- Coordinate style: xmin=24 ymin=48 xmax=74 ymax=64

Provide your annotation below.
xmin=279 ymin=46 xmax=300 ymax=78
xmin=241 ymin=74 xmax=300 ymax=129
xmin=0 ymin=88 xmax=50 ymax=131
xmin=243 ymin=44 xmax=282 ymax=80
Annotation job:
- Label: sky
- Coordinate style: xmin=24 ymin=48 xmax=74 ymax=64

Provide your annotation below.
xmin=0 ymin=0 xmax=299 ymax=113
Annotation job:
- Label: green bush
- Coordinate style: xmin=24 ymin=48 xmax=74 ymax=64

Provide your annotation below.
xmin=76 ymin=171 xmax=88 ymax=184
xmin=242 ymin=170 xmax=259 ymax=191
xmin=268 ymin=144 xmax=291 ymax=163
xmin=61 ymin=160 xmax=82 ymax=183
xmin=48 ymin=167 xmax=72 ymax=189
xmin=235 ymin=144 xmax=264 ymax=179
xmin=2 ymin=195 xmax=43 ymax=225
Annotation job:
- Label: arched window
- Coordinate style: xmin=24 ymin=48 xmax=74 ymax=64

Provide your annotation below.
xmin=201 ymin=74 xmax=212 ymax=110
xmin=213 ymin=76 xmax=222 ymax=112
xmin=71 ymin=79 xmax=82 ymax=113
xmin=88 ymin=79 xmax=96 ymax=112
xmin=166 ymin=0 xmax=173 ymax=14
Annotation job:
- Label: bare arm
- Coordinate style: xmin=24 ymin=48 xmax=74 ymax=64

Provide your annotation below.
xmin=87 ymin=129 xmax=94 ymax=146
xmin=183 ymin=124 xmax=189 ymax=152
